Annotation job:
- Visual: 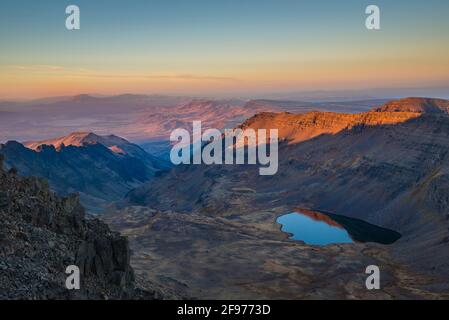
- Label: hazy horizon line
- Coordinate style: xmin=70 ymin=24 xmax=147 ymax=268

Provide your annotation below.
xmin=2 ymin=85 xmax=449 ymax=103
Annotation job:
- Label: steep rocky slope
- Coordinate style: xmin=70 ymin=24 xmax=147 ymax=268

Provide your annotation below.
xmin=0 ymin=155 xmax=175 ymax=299
xmin=124 ymin=98 xmax=449 ymax=280
xmin=0 ymin=132 xmax=168 ymax=212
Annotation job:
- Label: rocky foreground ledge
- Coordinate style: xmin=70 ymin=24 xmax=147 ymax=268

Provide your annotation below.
xmin=0 ymin=155 xmax=174 ymax=300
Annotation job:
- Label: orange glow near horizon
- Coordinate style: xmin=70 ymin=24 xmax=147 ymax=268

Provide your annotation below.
xmin=1 ymin=57 xmax=449 ymax=100
xmin=2 ymin=0 xmax=449 ymax=100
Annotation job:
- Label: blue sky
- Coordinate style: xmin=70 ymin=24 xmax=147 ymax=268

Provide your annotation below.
xmin=1 ymin=0 xmax=448 ymax=98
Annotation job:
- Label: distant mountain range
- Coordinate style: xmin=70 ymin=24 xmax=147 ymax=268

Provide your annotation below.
xmin=0 ymin=94 xmax=386 ymax=145
xmin=0 ymin=132 xmax=168 ymax=212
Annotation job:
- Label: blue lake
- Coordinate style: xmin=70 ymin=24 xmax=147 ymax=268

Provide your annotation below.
xmin=277 ymin=210 xmax=401 ymax=246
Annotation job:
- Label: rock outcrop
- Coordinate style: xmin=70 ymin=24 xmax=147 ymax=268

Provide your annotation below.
xmin=0 ymin=154 xmax=166 ymax=299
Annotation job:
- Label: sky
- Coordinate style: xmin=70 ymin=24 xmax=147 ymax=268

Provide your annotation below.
xmin=1 ymin=0 xmax=449 ymax=99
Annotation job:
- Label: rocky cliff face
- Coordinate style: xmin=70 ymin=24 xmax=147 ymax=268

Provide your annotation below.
xmin=240 ymin=110 xmax=421 ymax=144
xmin=0 ymin=155 xmax=167 ymax=299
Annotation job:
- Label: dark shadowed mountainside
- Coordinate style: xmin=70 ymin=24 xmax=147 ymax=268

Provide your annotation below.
xmin=0 ymin=132 xmax=168 ymax=212
xmin=0 ymin=155 xmax=178 ymax=299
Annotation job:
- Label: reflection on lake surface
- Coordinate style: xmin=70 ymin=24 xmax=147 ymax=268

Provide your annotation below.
xmin=277 ymin=209 xmax=401 ymax=246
